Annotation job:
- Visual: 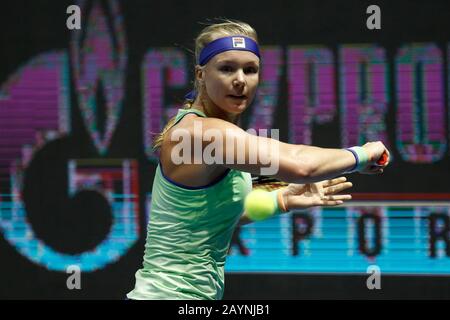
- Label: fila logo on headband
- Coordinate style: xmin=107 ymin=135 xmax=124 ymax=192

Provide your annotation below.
xmin=232 ymin=37 xmax=246 ymax=48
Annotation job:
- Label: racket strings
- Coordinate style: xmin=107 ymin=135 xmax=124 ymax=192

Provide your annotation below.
xmin=252 ymin=176 xmax=288 ymax=191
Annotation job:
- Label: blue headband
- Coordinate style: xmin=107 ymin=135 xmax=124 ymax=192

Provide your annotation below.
xmin=185 ymin=36 xmax=260 ymax=100
xmin=198 ymin=36 xmax=260 ymax=66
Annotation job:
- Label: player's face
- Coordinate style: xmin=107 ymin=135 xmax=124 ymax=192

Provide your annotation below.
xmin=201 ymin=50 xmax=260 ymax=115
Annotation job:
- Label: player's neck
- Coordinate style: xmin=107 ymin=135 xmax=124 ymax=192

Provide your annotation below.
xmin=192 ymin=95 xmax=239 ymax=124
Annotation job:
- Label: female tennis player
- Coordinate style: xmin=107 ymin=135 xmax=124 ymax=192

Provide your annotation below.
xmin=127 ymin=19 xmax=390 ymax=300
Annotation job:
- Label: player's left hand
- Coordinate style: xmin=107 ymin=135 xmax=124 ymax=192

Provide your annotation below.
xmin=280 ymin=176 xmax=353 ymax=210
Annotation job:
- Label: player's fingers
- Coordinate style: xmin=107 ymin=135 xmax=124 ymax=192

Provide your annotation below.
xmin=324 ymin=182 xmax=353 ymax=195
xmin=322 ymin=176 xmax=347 ymax=187
xmin=322 ymin=200 xmax=345 ymax=206
xmin=321 ymin=194 xmax=352 ymax=201
xmin=366 ymin=165 xmax=384 ymax=174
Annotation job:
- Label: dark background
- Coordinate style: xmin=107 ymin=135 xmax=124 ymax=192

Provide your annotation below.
xmin=0 ymin=0 xmax=449 ymax=299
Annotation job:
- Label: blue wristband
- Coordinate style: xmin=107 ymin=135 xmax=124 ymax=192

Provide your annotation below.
xmin=345 ymin=146 xmax=370 ymax=173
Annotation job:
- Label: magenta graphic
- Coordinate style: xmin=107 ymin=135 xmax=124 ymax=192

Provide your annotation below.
xmin=0 ymin=0 xmax=139 ymax=272
xmin=339 ymin=45 xmax=389 ymax=148
xmin=143 ymin=49 xmax=187 ymax=162
xmin=247 ymin=48 xmax=283 ymax=132
xmin=396 ymin=43 xmax=446 ymax=163
xmin=287 ymin=46 xmax=336 ymax=145
xmin=70 ymin=0 xmax=127 ymax=155
xmin=0 ymin=53 xmax=70 ymax=186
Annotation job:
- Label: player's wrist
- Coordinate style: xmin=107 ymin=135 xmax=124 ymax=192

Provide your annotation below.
xmin=271 ymin=188 xmax=288 ymax=214
xmin=344 ymin=146 xmax=370 ymax=173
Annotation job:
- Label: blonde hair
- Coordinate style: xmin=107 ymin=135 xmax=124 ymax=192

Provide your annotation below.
xmin=152 ymin=19 xmax=259 ymax=150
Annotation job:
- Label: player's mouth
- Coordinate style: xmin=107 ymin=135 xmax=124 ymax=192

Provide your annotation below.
xmin=227 ymin=94 xmax=247 ymax=100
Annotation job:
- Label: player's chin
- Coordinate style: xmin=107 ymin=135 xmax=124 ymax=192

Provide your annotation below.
xmin=225 ymin=101 xmax=249 ymax=113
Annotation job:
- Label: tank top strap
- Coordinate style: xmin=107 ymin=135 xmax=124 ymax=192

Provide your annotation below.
xmin=173 ymin=108 xmax=207 ymax=126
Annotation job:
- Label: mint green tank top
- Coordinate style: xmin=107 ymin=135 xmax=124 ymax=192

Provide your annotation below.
xmin=127 ymin=108 xmax=252 ymax=300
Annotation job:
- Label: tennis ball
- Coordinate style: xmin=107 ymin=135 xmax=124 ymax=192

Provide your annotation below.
xmin=244 ymin=189 xmax=276 ymax=221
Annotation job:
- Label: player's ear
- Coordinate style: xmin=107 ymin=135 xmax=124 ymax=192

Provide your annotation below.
xmin=195 ymin=65 xmax=205 ymax=83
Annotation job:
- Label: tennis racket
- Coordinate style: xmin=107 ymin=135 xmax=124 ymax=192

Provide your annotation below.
xmin=252 ymin=150 xmax=389 ymax=191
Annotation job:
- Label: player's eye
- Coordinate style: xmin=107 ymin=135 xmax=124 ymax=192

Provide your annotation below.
xmin=219 ymin=65 xmax=234 ymax=73
xmin=244 ymin=66 xmax=259 ymax=74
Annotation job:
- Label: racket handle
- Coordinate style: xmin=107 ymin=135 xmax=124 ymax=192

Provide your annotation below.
xmin=376 ymin=151 xmax=389 ymax=165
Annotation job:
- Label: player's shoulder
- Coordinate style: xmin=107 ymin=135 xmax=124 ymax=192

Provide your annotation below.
xmin=176 ymin=114 xmax=242 ymax=134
